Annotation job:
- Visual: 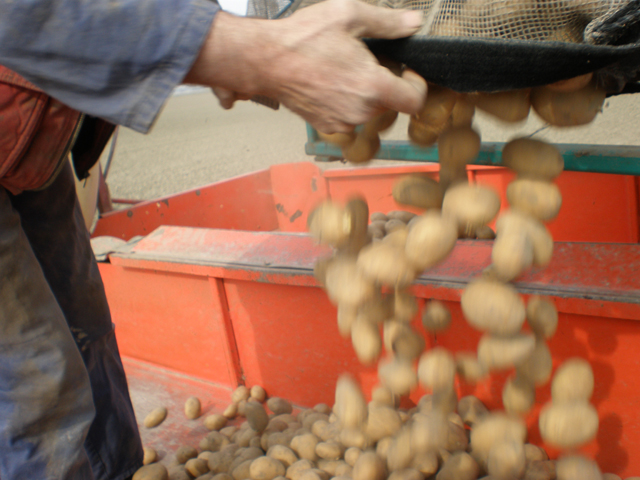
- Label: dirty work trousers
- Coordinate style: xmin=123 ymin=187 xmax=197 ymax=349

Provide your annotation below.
xmin=0 ymin=163 xmax=143 ymax=479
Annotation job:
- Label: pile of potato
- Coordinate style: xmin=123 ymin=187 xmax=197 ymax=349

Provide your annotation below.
xmin=133 ymin=378 xmax=633 ymax=480
xmin=132 ymin=73 xmax=631 ymax=480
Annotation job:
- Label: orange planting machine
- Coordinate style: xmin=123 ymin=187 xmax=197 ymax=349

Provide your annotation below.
xmin=93 ymin=156 xmax=640 ymax=475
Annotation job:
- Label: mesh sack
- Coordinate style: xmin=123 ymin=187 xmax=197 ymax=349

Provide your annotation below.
xmin=249 ymin=0 xmax=632 ymax=43
xmin=246 ymin=0 xmax=640 ymax=92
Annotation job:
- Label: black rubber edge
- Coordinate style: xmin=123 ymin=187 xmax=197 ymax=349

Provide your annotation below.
xmin=364 ymin=37 xmax=640 ymax=92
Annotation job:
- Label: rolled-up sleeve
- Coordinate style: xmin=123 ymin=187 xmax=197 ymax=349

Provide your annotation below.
xmin=0 ymin=0 xmax=220 ymax=132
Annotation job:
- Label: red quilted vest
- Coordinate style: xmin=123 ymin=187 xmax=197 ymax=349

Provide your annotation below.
xmin=0 ymin=65 xmax=83 ymax=194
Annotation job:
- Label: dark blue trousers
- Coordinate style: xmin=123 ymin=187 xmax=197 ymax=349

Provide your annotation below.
xmin=0 ymin=162 xmax=143 ymax=479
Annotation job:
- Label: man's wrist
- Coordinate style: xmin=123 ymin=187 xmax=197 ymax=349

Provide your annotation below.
xmin=185 ymin=12 xmax=283 ymax=96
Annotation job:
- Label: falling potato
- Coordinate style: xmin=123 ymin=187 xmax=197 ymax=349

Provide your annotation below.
xmin=442 ymin=183 xmax=501 ymax=236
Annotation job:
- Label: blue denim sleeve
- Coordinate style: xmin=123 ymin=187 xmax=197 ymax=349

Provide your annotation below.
xmin=0 ymin=0 xmax=220 ymax=133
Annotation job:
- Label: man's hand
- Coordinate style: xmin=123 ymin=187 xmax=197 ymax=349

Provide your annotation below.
xmin=185 ymin=0 xmax=427 ymax=132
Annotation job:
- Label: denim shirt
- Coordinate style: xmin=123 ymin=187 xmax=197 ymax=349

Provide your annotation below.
xmin=0 ymin=0 xmax=220 ymax=132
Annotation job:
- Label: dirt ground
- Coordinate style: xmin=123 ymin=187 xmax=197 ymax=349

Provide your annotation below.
xmin=103 ymin=88 xmax=640 ymax=202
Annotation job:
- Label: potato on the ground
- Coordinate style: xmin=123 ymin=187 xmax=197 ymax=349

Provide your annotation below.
xmin=133 ymin=463 xmax=169 ymax=480
xmin=186 ymin=458 xmax=209 ymax=477
xmin=435 ymin=452 xmax=480 ymax=480
xmin=222 ymin=403 xmax=238 ymax=420
xmin=200 ymin=431 xmax=231 ymax=452
xmin=206 ymin=414 xmax=228 ymax=431
xmin=232 ymin=459 xmax=254 ymax=480
xmin=232 ymin=386 xmax=251 ymax=404
xmin=266 ymin=397 xmax=293 ymax=416
xmin=290 ymin=433 xmax=320 ymax=462
xmin=185 ymin=396 xmax=202 ymax=420
xmin=144 ymin=407 xmax=168 ymax=428
xmin=371 ymin=212 xmax=388 ymax=222
xmin=286 ymin=459 xmax=314 ymax=480
xmin=143 ymin=446 xmax=158 ymax=465
xmin=176 ymin=445 xmax=198 ymax=464
xmin=250 ymin=457 xmax=286 ymax=480
xmin=266 ymin=446 xmax=297 ymax=470
xmin=315 ymin=441 xmax=343 ymax=460
xmin=352 ymin=451 xmax=387 ymax=480
xmin=390 ymin=211 xmax=417 ymax=225
xmin=388 ymin=468 xmax=425 ymax=480
xmin=384 ymin=218 xmax=407 ymax=235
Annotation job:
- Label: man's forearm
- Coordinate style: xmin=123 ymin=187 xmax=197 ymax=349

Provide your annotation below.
xmin=187 ymin=0 xmax=427 ymax=133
